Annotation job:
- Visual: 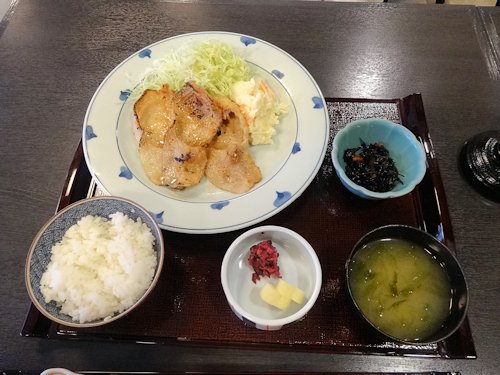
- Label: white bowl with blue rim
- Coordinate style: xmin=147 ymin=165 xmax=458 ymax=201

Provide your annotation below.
xmin=220 ymin=225 xmax=322 ymax=330
xmin=331 ymin=118 xmax=427 ymax=200
xmin=25 ymin=196 xmax=164 ymax=328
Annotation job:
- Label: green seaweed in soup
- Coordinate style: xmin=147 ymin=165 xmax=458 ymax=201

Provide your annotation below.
xmin=348 ymin=238 xmax=451 ymax=342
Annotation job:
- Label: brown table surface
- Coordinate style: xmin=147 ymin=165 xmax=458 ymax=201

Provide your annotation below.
xmin=1 ymin=1 xmax=499 ymax=374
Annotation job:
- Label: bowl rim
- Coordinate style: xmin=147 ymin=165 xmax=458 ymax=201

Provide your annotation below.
xmin=24 ymin=196 xmax=165 ymax=328
xmin=344 ymin=224 xmax=469 ymax=344
xmin=331 ymin=118 xmax=427 ymax=199
xmin=220 ymin=225 xmax=322 ymax=329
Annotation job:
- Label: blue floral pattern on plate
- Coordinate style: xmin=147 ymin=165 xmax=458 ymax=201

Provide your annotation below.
xmin=272 ymin=69 xmax=284 ymax=79
xmin=151 ymin=210 xmax=164 ymax=224
xmin=85 ymin=125 xmax=97 ymax=140
xmin=312 ymin=96 xmax=324 ymax=109
xmin=292 ymin=142 xmax=301 ymax=154
xmin=138 ymin=48 xmax=152 ymax=58
xmin=274 ymin=191 xmax=292 ymax=207
xmin=119 ymin=90 xmax=132 ymax=101
xmin=211 ymin=201 xmax=230 ymax=210
xmin=240 ymin=36 xmax=256 ymax=46
xmin=118 ymin=166 xmax=133 ymax=180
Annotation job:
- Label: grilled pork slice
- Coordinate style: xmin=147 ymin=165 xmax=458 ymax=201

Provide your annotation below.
xmin=211 ymin=95 xmax=249 ymax=150
xmin=133 ymin=85 xmax=176 ymax=185
xmin=133 ymin=82 xmax=260 ymax=193
xmin=172 ymin=82 xmax=222 ymax=147
xmin=205 ymin=144 xmax=262 ymax=194
xmin=206 ymin=95 xmax=260 ymax=193
xmin=134 ymin=85 xmax=176 ymax=146
xmin=137 ymin=144 xmax=164 ymax=186
xmin=161 ymin=125 xmax=208 ymax=189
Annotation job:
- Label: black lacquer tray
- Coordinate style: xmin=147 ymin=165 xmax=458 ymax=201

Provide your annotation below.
xmin=22 ymin=94 xmax=476 ymax=359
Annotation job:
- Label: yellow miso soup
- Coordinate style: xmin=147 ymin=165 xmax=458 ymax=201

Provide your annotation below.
xmin=348 ymin=238 xmax=452 ymax=342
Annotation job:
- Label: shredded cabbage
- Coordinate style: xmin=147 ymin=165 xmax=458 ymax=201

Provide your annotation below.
xmin=131 ymin=40 xmax=252 ymax=98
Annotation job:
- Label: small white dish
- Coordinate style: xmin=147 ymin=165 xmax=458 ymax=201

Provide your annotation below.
xmin=221 ymin=225 xmax=322 ymax=330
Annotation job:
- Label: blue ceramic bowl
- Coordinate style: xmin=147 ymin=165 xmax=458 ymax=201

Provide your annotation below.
xmin=331 ymin=118 xmax=427 ymax=199
xmin=25 ymin=196 xmax=164 ymax=328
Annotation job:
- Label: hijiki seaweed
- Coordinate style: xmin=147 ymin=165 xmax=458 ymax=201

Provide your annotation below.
xmin=343 ymin=140 xmax=403 ymax=192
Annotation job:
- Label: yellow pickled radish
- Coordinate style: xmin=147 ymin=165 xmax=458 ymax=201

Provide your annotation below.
xmin=260 ymin=283 xmax=291 ymax=310
xmin=276 ymin=279 xmax=305 ymax=304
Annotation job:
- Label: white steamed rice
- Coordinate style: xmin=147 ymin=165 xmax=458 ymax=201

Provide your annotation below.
xmin=40 ymin=212 xmax=157 ymax=323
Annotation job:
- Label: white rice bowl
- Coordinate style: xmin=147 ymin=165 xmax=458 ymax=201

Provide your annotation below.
xmin=40 ymin=212 xmax=157 ymax=323
xmin=26 ymin=196 xmax=164 ymax=328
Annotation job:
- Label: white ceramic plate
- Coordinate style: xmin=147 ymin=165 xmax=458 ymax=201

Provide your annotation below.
xmin=83 ymin=32 xmax=329 ymax=234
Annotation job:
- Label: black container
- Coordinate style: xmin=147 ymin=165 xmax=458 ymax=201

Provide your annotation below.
xmin=345 ymin=224 xmax=469 ymax=345
xmin=459 ymin=130 xmax=500 ymax=203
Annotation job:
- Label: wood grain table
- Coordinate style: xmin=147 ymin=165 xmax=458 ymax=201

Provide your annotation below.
xmin=1 ymin=1 xmax=499 ymax=374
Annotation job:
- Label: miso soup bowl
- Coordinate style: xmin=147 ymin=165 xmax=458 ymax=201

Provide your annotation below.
xmin=345 ymin=224 xmax=468 ymax=345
